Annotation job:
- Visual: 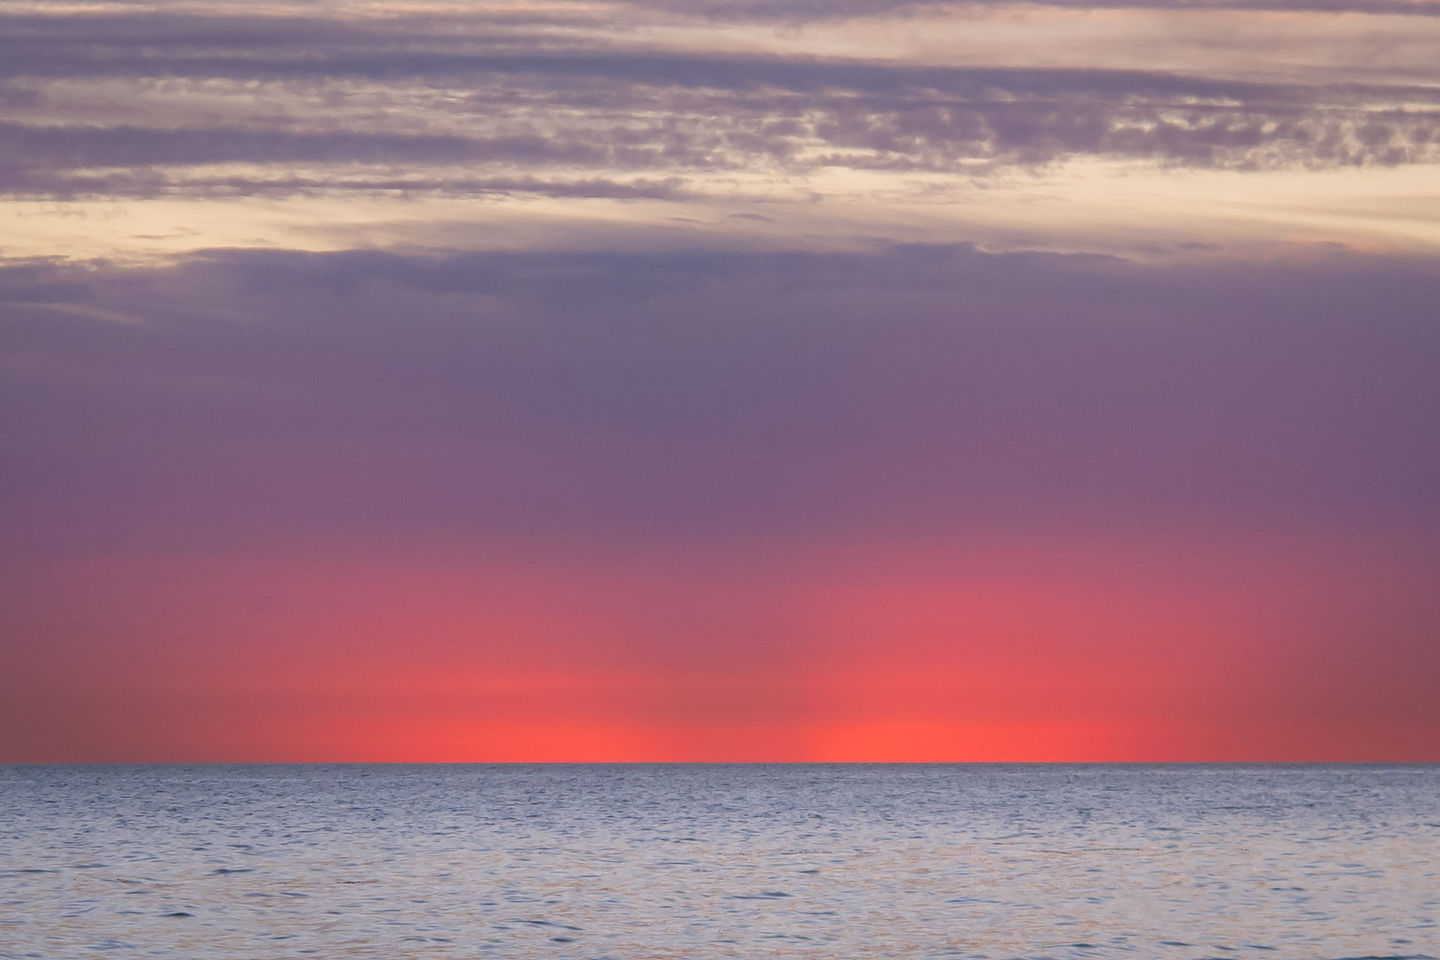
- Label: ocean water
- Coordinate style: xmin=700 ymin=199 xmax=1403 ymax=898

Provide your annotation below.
xmin=0 ymin=765 xmax=1436 ymax=960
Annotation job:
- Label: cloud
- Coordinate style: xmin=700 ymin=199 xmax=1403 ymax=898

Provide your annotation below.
xmin=5 ymin=243 xmax=1438 ymax=559
xmin=0 ymin=6 xmax=1433 ymax=252
xmin=1 ymin=62 xmax=1435 ymax=202
xmin=0 ymin=4 xmax=1433 ymax=215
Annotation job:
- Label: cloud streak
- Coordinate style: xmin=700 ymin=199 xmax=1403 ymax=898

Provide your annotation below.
xmin=0 ymin=4 xmax=1436 ymax=205
xmin=1 ymin=75 xmax=1435 ymax=203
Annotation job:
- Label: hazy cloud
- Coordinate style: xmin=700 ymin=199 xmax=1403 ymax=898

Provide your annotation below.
xmin=5 ymin=244 xmax=1438 ymax=557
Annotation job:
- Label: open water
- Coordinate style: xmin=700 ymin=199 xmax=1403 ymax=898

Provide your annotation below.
xmin=0 ymin=764 xmax=1436 ymax=959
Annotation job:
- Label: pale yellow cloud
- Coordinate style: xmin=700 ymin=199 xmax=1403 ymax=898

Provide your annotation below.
xmin=4 ymin=156 xmax=1436 ymax=263
xmin=3 ymin=0 xmax=1436 ymax=263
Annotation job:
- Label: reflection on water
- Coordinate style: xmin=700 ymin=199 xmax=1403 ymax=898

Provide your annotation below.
xmin=1 ymin=765 xmax=1436 ymax=959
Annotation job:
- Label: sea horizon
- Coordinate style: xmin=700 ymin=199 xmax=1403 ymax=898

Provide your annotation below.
xmin=4 ymin=0 xmax=1438 ymax=956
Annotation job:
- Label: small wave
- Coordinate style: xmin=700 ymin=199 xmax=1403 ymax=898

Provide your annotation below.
xmin=514 ymin=919 xmax=582 ymax=931
xmin=730 ymin=891 xmax=793 ymax=900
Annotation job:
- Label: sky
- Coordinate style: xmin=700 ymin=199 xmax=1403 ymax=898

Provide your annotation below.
xmin=1 ymin=0 xmax=1438 ymax=761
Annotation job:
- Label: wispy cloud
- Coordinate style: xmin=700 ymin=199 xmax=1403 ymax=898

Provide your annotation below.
xmin=0 ymin=2 xmax=1434 ymax=254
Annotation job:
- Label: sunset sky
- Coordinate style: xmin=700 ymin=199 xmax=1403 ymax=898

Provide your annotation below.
xmin=2 ymin=0 xmax=1438 ymax=761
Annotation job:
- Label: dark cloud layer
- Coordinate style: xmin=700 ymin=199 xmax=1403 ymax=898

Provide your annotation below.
xmin=4 ymin=244 xmax=1438 ymax=561
xmin=0 ymin=7 xmax=1435 ymax=201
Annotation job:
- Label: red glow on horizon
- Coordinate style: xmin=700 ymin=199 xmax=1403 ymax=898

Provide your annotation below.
xmin=3 ymin=532 xmax=1437 ymax=763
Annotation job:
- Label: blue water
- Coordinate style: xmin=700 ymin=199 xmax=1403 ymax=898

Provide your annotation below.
xmin=1 ymin=764 xmax=1436 ymax=959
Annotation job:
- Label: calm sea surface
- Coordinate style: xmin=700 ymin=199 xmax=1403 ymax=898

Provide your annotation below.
xmin=1 ymin=765 xmax=1436 ymax=959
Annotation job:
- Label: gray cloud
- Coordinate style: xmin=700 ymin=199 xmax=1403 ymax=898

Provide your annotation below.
xmin=0 ymin=6 xmax=1435 ymax=201
xmin=0 ymin=120 xmax=705 ymax=198
xmin=5 ymin=243 xmax=1438 ymax=558
xmin=1 ymin=76 xmax=1435 ymax=201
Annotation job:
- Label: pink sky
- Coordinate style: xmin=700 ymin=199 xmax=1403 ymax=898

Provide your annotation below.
xmin=2 ymin=0 xmax=1438 ymax=761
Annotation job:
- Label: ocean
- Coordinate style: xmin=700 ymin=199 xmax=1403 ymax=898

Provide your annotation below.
xmin=1 ymin=764 xmax=1435 ymax=959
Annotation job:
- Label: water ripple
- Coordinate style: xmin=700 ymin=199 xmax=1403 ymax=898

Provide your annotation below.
xmin=0 ymin=764 xmax=1436 ymax=959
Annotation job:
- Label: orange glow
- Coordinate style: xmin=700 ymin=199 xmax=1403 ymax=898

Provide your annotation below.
xmin=4 ymin=530 xmax=1437 ymax=762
